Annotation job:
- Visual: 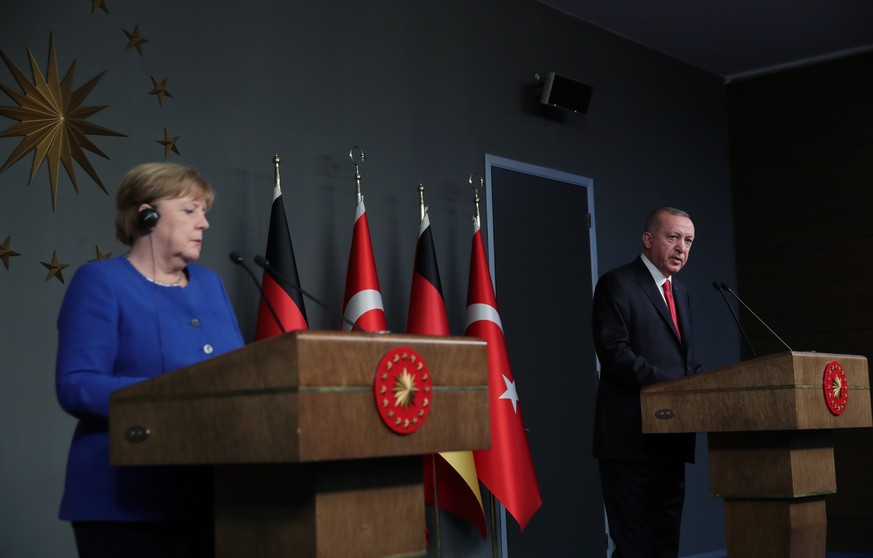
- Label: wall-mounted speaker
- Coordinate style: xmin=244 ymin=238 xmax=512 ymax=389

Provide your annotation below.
xmin=538 ymin=72 xmax=593 ymax=114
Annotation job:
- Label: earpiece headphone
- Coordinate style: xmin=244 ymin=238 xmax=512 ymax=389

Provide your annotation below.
xmin=138 ymin=203 xmax=165 ymax=374
xmin=137 ymin=205 xmax=160 ymax=232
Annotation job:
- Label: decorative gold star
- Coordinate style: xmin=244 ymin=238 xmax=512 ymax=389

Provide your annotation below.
xmin=91 ymin=0 xmax=109 ymax=14
xmin=831 ymin=376 xmax=843 ymax=399
xmin=0 ymin=34 xmax=126 ymax=210
xmin=89 ymin=245 xmax=112 ymax=261
xmin=148 ymin=76 xmax=172 ymax=107
xmin=123 ymin=25 xmax=149 ymax=56
xmin=157 ymin=127 xmax=180 ymax=157
xmin=393 ymin=368 xmax=419 ymax=409
xmin=0 ymin=236 xmax=21 ymax=269
xmin=41 ymin=251 xmax=69 ymax=284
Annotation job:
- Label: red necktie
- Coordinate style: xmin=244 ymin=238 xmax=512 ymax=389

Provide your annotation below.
xmin=663 ymin=280 xmax=681 ymax=340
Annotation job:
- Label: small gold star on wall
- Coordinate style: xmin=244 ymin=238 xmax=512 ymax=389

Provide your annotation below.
xmin=157 ymin=128 xmax=180 ymax=157
xmin=0 ymin=34 xmax=127 ymax=210
xmin=123 ymin=25 xmax=148 ymax=56
xmin=91 ymin=0 xmax=109 ymax=14
xmin=149 ymin=76 xmax=172 ymax=106
xmin=90 ymin=245 xmax=113 ymax=261
xmin=41 ymin=251 xmax=69 ymax=284
xmin=1 ymin=236 xmax=21 ymax=269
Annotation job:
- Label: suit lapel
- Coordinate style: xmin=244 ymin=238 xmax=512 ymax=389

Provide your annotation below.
xmin=631 ymin=259 xmax=679 ymax=340
xmin=673 ymin=279 xmax=691 ymax=353
xmin=634 ymin=258 xmax=689 ymax=348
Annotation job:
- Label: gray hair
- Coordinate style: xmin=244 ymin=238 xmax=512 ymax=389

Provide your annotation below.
xmin=644 ymin=207 xmax=691 ymax=233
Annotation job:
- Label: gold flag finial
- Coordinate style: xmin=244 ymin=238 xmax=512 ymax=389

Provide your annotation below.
xmin=273 ymin=154 xmax=281 ymax=189
xmin=469 ymin=173 xmax=483 ymax=224
xmin=418 ymin=183 xmax=427 ymax=222
xmin=349 ymin=146 xmax=366 ymax=204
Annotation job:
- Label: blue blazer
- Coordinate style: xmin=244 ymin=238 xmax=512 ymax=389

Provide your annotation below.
xmin=55 ymin=258 xmax=244 ymax=521
xmin=592 ymin=257 xmax=703 ymax=463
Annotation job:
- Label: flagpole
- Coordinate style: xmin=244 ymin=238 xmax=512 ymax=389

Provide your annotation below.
xmin=473 ymin=182 xmax=498 ymax=558
xmin=471 ymin=173 xmax=515 ymax=558
xmin=273 ymin=154 xmax=281 ymax=191
xmin=418 ymin=183 xmax=427 ymax=222
xmin=349 ymin=145 xmax=365 ymax=204
xmin=431 ymin=455 xmax=443 ymax=558
xmin=471 ymin=175 xmax=500 ymax=558
xmin=417 ymin=182 xmax=444 ymax=557
xmin=470 ymin=172 xmax=483 ymax=223
xmin=489 ymin=493 xmax=500 ymax=558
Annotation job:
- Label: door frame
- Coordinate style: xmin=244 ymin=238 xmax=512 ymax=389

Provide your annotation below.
xmin=484 ymin=154 xmax=598 ymax=293
xmin=483 ymin=153 xmax=600 ymax=557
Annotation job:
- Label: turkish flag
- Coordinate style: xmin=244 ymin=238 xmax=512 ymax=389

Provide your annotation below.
xmin=341 ymin=199 xmax=386 ymax=332
xmin=465 ymin=216 xmax=542 ymax=531
xmin=407 ymin=212 xmax=486 ymax=539
xmin=255 ymin=182 xmax=308 ymax=339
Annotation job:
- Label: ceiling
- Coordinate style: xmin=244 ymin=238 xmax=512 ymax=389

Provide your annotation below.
xmin=539 ymin=0 xmax=873 ymax=82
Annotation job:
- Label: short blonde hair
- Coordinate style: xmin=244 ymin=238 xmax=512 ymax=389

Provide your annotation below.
xmin=115 ymin=162 xmax=215 ymax=246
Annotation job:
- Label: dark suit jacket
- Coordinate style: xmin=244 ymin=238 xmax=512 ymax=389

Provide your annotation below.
xmin=592 ymin=257 xmax=703 ymax=463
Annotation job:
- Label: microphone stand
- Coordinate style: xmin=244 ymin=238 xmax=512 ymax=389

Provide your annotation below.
xmin=229 ymin=252 xmax=286 ymax=334
xmin=253 ymin=254 xmax=367 ymax=333
xmin=720 ymin=281 xmax=793 ymax=352
xmin=713 ymin=281 xmax=757 ymax=358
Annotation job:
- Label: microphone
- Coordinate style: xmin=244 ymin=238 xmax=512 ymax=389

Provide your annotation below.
xmin=713 ymin=281 xmax=757 ymax=358
xmin=229 ymin=251 xmax=286 ymax=334
xmin=718 ymin=281 xmax=793 ymax=353
xmin=252 ymin=254 xmax=366 ymax=332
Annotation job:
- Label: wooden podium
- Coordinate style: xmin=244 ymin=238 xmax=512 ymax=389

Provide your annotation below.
xmin=109 ymin=331 xmax=490 ymax=558
xmin=641 ymin=351 xmax=872 ymax=557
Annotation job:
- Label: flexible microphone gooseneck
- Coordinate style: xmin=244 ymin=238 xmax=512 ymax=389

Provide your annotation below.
xmin=713 ymin=281 xmax=757 ymax=358
xmin=719 ymin=281 xmax=793 ymax=352
xmin=252 ymin=254 xmax=367 ymax=332
xmin=229 ymin=251 xmax=286 ymax=334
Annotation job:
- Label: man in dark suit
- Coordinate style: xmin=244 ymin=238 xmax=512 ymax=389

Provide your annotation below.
xmin=592 ymin=207 xmax=704 ymax=558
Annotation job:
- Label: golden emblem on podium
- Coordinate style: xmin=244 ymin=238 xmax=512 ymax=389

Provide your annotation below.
xmin=373 ymin=347 xmax=432 ymax=434
xmin=823 ymin=360 xmax=848 ymax=416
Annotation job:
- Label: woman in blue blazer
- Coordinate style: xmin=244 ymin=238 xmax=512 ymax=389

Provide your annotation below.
xmin=55 ymin=162 xmax=244 ymax=558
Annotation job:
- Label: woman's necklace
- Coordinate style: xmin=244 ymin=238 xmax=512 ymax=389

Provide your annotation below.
xmin=126 ymin=254 xmax=185 ymax=287
xmin=144 ymin=272 xmax=184 ymax=287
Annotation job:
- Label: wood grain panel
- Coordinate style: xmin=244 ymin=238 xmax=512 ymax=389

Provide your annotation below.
xmin=640 ymin=352 xmax=871 ymax=434
xmin=724 ymin=499 xmax=827 ymax=558
xmin=708 ymin=431 xmax=835 ymax=498
xmin=110 ymin=331 xmax=490 ymax=465
xmin=214 ymin=459 xmax=425 ymax=558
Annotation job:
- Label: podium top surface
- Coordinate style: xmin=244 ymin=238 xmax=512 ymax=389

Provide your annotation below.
xmin=112 ymin=330 xmax=487 ymax=397
xmin=641 ymin=351 xmax=872 ymax=433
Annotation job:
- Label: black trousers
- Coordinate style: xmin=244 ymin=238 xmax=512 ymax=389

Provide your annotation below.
xmin=598 ymin=459 xmax=686 ymax=558
xmin=72 ymin=519 xmax=214 ymax=558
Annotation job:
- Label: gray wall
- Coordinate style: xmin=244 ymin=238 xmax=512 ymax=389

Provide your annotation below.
xmin=0 ymin=0 xmax=737 ymax=556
